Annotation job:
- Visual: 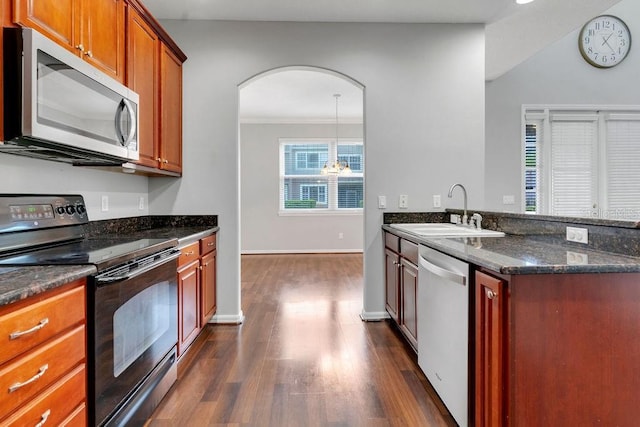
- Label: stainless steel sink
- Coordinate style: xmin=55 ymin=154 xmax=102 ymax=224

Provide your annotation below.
xmin=389 ymin=223 xmax=505 ymax=238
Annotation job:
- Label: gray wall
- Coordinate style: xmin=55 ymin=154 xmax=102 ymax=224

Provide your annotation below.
xmin=241 ymin=123 xmax=364 ymax=253
xmin=0 ymin=155 xmax=149 ymax=219
xmin=485 ymin=0 xmax=640 ymax=212
xmin=150 ymin=21 xmax=486 ymax=321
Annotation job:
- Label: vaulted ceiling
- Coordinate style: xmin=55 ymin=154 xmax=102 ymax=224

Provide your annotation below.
xmin=142 ymin=0 xmax=622 ymax=121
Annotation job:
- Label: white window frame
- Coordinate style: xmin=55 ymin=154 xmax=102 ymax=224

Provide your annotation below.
xmin=300 ymin=184 xmax=328 ymax=204
xmin=522 ymin=104 xmax=640 ymax=219
xmin=279 ymin=138 xmax=364 ymax=216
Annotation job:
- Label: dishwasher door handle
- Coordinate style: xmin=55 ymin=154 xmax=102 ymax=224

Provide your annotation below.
xmin=419 ymin=256 xmax=466 ymax=286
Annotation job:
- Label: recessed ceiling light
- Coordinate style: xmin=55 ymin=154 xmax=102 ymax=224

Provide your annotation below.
xmin=516 ymin=0 xmax=535 ymax=4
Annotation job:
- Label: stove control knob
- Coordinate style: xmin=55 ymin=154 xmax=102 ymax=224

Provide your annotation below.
xmin=65 ymin=205 xmax=76 ymax=215
xmin=76 ymin=204 xmax=86 ymax=215
xmin=56 ymin=206 xmax=65 ymax=215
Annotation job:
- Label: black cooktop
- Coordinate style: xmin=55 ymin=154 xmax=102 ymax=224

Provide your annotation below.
xmin=0 ymin=237 xmax=177 ymax=272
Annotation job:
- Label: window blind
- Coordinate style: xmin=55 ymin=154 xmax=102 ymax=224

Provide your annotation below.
xmin=605 ymin=116 xmax=640 ymax=218
xmin=549 ymin=117 xmax=597 ymax=217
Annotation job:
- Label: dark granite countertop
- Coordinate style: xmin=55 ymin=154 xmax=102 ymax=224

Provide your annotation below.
xmin=382 ymin=224 xmax=640 ymax=275
xmin=0 ymin=265 xmax=97 ymax=307
xmin=94 ymin=226 xmax=220 ymax=247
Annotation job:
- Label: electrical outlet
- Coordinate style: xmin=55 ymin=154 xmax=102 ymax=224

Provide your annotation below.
xmin=101 ymin=195 xmax=109 ymax=212
xmin=138 ymin=196 xmax=145 ymax=210
xmin=566 ymin=226 xmax=588 ymax=244
xmin=399 ymin=195 xmax=408 ymax=209
xmin=338 ymin=232 xmax=344 ymax=239
xmin=433 ymin=195 xmax=441 ymax=208
xmin=378 ymin=195 xmax=387 ymax=209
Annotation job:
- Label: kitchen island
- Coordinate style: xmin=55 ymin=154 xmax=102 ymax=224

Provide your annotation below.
xmin=383 ymin=212 xmax=640 ymax=427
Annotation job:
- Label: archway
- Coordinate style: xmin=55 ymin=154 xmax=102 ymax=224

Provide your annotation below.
xmin=238 ymin=66 xmax=365 ymax=256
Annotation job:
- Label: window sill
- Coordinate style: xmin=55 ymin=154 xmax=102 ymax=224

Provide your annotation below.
xmin=278 ymin=209 xmax=363 ymax=217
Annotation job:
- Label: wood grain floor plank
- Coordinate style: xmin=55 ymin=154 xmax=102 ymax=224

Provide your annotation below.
xmin=148 ymin=254 xmax=456 ymax=426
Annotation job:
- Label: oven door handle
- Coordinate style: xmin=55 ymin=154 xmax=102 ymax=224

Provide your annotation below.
xmin=95 ymin=250 xmax=181 ymax=284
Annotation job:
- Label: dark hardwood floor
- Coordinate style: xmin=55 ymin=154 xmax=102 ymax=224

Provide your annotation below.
xmin=147 ymin=253 xmax=455 ymax=426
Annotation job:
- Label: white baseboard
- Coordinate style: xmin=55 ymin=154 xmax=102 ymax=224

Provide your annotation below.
xmin=208 ymin=311 xmax=245 ymax=324
xmin=360 ymin=310 xmax=390 ymax=321
xmin=242 ymin=249 xmax=363 ymax=254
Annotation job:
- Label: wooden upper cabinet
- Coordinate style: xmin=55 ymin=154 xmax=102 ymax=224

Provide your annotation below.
xmin=159 ymin=43 xmax=183 ymax=174
xmin=14 ymin=0 xmax=125 ymax=82
xmin=79 ymin=0 xmax=125 ymax=82
xmin=14 ymin=0 xmax=75 ymax=49
xmin=126 ymin=5 xmax=159 ymax=169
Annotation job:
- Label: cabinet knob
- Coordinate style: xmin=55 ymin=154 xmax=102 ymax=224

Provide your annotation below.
xmin=85 ymin=50 xmax=93 ymax=58
xmin=163 ymin=159 xmax=169 ymax=164
xmin=156 ymin=157 xmax=162 ymax=162
xmin=75 ymin=44 xmax=84 ymax=52
xmin=199 ymin=265 xmax=203 ymax=271
xmin=486 ymin=289 xmax=498 ymax=300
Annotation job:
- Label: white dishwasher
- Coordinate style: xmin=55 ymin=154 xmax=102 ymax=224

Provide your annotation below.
xmin=417 ymin=245 xmax=470 ymax=427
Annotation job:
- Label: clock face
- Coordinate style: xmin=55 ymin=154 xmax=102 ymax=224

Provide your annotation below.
xmin=579 ymin=15 xmax=631 ymax=68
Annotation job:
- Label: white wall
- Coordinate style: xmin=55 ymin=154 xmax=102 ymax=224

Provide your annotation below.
xmin=0 ymin=155 xmax=149 ymax=219
xmin=485 ymin=0 xmax=640 ymax=212
xmin=241 ymin=123 xmax=364 ymax=253
xmin=150 ymin=20 xmax=485 ymax=321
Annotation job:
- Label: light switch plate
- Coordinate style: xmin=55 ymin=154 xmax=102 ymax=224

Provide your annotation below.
xmin=433 ymin=195 xmax=441 ymax=208
xmin=399 ymin=195 xmax=408 ymax=209
xmin=378 ymin=195 xmax=387 ymax=209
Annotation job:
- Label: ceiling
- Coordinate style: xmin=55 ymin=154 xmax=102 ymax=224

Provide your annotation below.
xmin=142 ymin=0 xmax=622 ymax=122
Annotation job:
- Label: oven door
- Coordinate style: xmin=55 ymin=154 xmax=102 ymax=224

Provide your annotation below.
xmin=89 ymin=250 xmax=179 ymax=426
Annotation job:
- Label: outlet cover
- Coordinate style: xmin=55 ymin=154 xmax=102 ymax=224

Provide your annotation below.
xmin=399 ymin=195 xmax=408 ymax=209
xmin=101 ymin=195 xmax=109 ymax=212
xmin=378 ymin=195 xmax=387 ymax=209
xmin=566 ymin=226 xmax=588 ymax=244
xmin=138 ymin=197 xmax=145 ymax=210
xmin=503 ymin=195 xmax=515 ymax=205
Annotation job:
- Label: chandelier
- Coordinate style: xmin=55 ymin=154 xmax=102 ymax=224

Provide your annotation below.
xmin=321 ymin=94 xmax=352 ymax=176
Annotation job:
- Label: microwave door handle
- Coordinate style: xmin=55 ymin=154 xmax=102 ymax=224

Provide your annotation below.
xmin=121 ymin=98 xmax=137 ymax=145
xmin=114 ymin=99 xmax=136 ymax=146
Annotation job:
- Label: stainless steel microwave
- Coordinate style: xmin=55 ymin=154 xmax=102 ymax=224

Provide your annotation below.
xmin=1 ymin=28 xmax=139 ymax=166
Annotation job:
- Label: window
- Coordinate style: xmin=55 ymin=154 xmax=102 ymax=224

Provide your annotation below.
xmin=523 ymin=107 xmax=640 ymax=219
xmin=280 ymin=139 xmax=364 ymax=213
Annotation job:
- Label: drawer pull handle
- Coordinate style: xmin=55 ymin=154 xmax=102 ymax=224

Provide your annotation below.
xmin=9 ymin=364 xmax=49 ymax=393
xmin=207 ymin=242 xmax=215 ymax=246
xmin=35 ymin=409 xmax=51 ymax=427
xmin=184 ymin=251 xmax=195 ymax=256
xmin=10 ymin=318 xmax=49 ymax=340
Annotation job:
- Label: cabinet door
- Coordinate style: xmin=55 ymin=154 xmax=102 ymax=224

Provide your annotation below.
xmin=384 ymin=248 xmax=400 ymax=322
xmin=177 ymin=261 xmax=200 ymax=356
xmin=159 ymin=43 xmax=182 ymax=174
xmin=80 ymin=0 xmax=125 ymax=82
xmin=475 ymin=271 xmax=506 ymax=427
xmin=126 ymin=5 xmax=159 ymax=168
xmin=400 ymin=259 xmax=418 ymax=350
xmin=14 ymin=0 xmax=77 ymax=52
xmin=200 ymin=250 xmax=216 ymax=325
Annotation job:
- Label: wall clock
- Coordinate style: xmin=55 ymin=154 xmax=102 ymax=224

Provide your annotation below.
xmin=578 ymin=15 xmax=631 ymax=68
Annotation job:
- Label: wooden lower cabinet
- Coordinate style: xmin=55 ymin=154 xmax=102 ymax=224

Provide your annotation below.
xmin=177 ymin=233 xmax=217 ymax=357
xmin=475 ymin=269 xmax=640 ymax=426
xmin=399 ymin=258 xmax=418 ymax=350
xmin=177 ymin=258 xmax=200 ymax=356
xmin=384 ymin=247 xmax=400 ymax=322
xmin=475 ymin=271 xmax=506 ymax=427
xmin=383 ymin=231 xmax=419 ymax=351
xmin=0 ymin=281 xmax=87 ymax=426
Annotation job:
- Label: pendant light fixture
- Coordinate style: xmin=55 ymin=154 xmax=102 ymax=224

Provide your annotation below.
xmin=321 ymin=94 xmax=352 ymax=176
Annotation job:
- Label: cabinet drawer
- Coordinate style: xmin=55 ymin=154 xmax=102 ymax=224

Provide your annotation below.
xmin=179 ymin=242 xmax=200 ymax=267
xmin=60 ymin=402 xmax=86 ymax=426
xmin=0 ymin=285 xmax=85 ymax=366
xmin=0 ymin=325 xmax=85 ymax=417
xmin=384 ymin=232 xmax=400 ymax=252
xmin=200 ymin=234 xmax=216 ymax=255
xmin=1 ymin=363 xmax=86 ymax=427
xmin=400 ymin=239 xmax=418 ymax=265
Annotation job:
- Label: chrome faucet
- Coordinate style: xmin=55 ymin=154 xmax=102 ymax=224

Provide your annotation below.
xmin=448 ymin=183 xmax=468 ymax=225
